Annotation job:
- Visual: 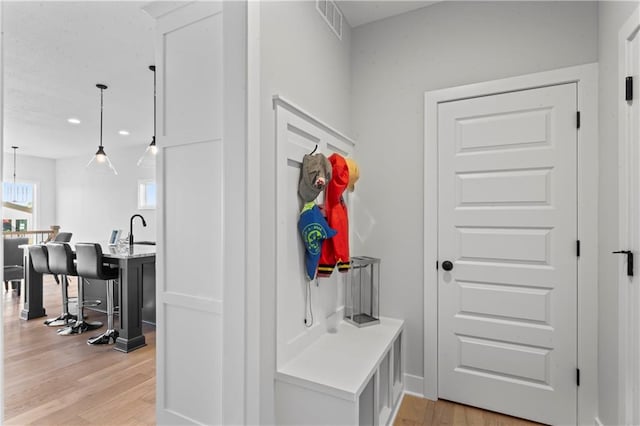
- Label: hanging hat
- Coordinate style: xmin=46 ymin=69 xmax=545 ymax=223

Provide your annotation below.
xmin=298 ymin=202 xmax=337 ymax=280
xmin=299 ymin=153 xmax=332 ymax=202
xmin=345 ymin=157 xmax=360 ymax=192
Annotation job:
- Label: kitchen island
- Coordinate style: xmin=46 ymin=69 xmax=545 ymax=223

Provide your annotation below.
xmin=20 ymin=242 xmax=156 ymax=353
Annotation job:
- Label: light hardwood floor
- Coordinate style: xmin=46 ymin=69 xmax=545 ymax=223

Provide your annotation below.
xmin=3 ymin=276 xmax=155 ymax=425
xmin=4 ymin=277 xmax=547 ymax=426
xmin=393 ymin=394 xmax=543 ymax=426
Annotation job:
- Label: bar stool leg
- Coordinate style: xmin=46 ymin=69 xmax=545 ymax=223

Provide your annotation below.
xmin=87 ymin=279 xmax=118 ymax=345
xmin=57 ymin=277 xmax=102 ymax=335
xmin=44 ymin=275 xmax=77 ymax=327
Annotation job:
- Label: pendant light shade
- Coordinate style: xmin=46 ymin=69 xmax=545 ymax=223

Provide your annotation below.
xmin=137 ymin=65 xmax=157 ymax=168
xmin=87 ymin=83 xmax=118 ymax=175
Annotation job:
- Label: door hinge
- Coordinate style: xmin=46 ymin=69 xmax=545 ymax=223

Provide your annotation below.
xmin=576 ymin=111 xmax=581 ymax=129
xmin=577 ymin=240 xmax=581 ymax=257
xmin=576 ymin=368 xmax=580 ymax=386
xmin=626 ymin=76 xmax=633 ymax=101
xmin=436 ymin=261 xmax=439 ymax=270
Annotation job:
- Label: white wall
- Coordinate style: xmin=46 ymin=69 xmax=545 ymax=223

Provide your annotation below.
xmin=259 ymin=2 xmax=352 ymax=423
xmin=2 ymin=153 xmax=57 ymax=231
xmin=56 ymin=144 xmax=156 ymax=244
xmin=350 ymin=1 xmax=598 ymax=385
xmin=597 ymin=2 xmax=639 ymax=424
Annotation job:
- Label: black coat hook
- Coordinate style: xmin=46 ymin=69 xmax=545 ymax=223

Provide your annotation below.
xmin=310 ymin=144 xmax=318 ymax=155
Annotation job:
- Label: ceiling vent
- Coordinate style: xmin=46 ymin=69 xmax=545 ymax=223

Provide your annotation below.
xmin=316 ymin=0 xmax=343 ymax=40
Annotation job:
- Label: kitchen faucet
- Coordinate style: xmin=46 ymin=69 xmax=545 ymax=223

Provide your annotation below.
xmin=129 ymin=214 xmax=147 ymax=246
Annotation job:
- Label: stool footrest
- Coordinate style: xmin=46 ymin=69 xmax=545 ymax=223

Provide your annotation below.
xmin=56 ymin=320 xmax=103 ymax=335
xmin=80 ymin=299 xmax=102 ymax=308
xmin=44 ymin=313 xmax=77 ymax=327
xmin=87 ymin=329 xmax=119 ymax=345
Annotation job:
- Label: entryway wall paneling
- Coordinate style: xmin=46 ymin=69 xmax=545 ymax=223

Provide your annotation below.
xmin=273 ymin=95 xmax=354 ymax=369
xmin=618 ymin=7 xmax=640 ymax=425
xmin=424 ymin=63 xmax=598 ymax=426
xmin=146 ymin=1 xmax=247 ymax=424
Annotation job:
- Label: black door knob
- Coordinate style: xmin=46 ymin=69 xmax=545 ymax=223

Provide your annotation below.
xmin=442 ymin=260 xmax=453 ymax=271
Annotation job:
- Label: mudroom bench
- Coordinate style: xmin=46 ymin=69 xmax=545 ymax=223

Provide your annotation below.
xmin=275 ymin=317 xmax=405 ymax=425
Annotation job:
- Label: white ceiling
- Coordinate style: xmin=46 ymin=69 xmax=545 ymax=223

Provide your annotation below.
xmin=337 ymin=1 xmax=438 ymax=28
xmin=3 ymin=1 xmax=437 ymax=160
xmin=3 ymin=1 xmax=155 ymax=159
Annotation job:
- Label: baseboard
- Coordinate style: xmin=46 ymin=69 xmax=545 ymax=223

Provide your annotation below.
xmin=388 ymin=391 xmax=405 ymax=425
xmin=404 ymin=373 xmax=424 ymax=396
xmin=389 ymin=378 xmax=427 ymax=426
xmin=594 ymin=416 xmax=603 ymax=426
xmin=388 ymin=375 xmax=426 ymax=425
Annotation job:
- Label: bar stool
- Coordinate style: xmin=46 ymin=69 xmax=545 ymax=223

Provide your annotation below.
xmin=3 ymin=237 xmax=28 ymax=295
xmin=29 ymin=245 xmax=76 ymax=327
xmin=76 ymin=243 xmax=119 ymax=345
xmin=52 ymin=232 xmax=72 ymax=243
xmin=47 ymin=242 xmax=102 ymax=335
xmin=51 ymin=232 xmax=72 ymax=286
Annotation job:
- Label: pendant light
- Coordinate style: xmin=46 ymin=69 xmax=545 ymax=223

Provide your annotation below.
xmin=86 ymin=83 xmax=118 ymax=175
xmin=137 ymin=65 xmax=157 ymax=168
xmin=11 ymin=146 xmax=18 ymax=202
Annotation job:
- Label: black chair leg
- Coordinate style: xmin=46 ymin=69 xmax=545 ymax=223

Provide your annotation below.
xmin=88 ymin=279 xmax=118 ymax=345
xmin=57 ymin=277 xmax=102 ymax=336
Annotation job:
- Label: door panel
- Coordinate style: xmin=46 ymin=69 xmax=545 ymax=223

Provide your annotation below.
xmin=438 ymin=84 xmax=577 ymax=425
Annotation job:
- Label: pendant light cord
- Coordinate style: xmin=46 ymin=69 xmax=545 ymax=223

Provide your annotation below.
xmin=11 ymin=146 xmax=17 ymax=202
xmin=150 ymin=65 xmax=156 ymax=144
xmin=99 ymin=87 xmax=104 ymax=148
xmin=12 ymin=147 xmax=17 ymax=187
xmin=153 ymin=66 xmax=156 ymax=140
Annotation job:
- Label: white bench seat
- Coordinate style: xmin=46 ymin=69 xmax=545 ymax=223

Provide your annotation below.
xmin=276 ymin=317 xmax=405 ymax=425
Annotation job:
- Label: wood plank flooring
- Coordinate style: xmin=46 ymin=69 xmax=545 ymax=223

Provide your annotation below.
xmin=393 ymin=394 xmax=543 ymax=426
xmin=4 ymin=278 xmax=546 ymax=426
xmin=3 ymin=276 xmax=155 ymax=425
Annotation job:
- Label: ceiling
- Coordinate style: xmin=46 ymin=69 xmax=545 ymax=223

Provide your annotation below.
xmin=3 ymin=1 xmax=155 ymax=159
xmin=2 ymin=1 xmax=437 ymax=160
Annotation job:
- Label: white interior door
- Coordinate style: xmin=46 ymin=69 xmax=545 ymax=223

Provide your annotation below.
xmin=437 ymin=83 xmax=578 ymax=425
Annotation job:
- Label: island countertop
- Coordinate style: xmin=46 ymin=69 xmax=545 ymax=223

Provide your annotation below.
xmin=101 ymin=243 xmax=156 ymax=259
xmin=21 ymin=242 xmax=156 ymax=260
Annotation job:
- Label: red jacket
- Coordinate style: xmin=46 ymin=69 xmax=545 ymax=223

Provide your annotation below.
xmin=318 ymin=154 xmax=350 ymax=277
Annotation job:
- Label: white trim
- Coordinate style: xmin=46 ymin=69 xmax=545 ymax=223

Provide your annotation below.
xmin=423 ymin=63 xmax=598 ymax=425
xmin=245 ymin=0 xmax=262 ymax=424
xmin=142 ymin=1 xmax=190 ymax=20
xmin=403 ymin=373 xmax=424 ymax=398
xmin=272 ymin=95 xmax=355 ymax=148
xmin=221 ymin=2 xmax=248 ymax=424
xmin=618 ymin=7 xmax=640 ymax=426
xmin=388 ymin=391 xmax=407 ymax=426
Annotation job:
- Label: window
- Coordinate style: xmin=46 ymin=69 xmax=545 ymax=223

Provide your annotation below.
xmin=138 ymin=179 xmax=157 ymax=210
xmin=3 ymin=182 xmax=34 ymax=207
xmin=2 ymin=181 xmax=36 ymax=231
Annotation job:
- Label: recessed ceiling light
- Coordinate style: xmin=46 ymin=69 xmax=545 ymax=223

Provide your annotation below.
xmin=67 ymin=118 xmax=81 ymax=124
xmin=118 ymin=130 xmax=130 ymax=136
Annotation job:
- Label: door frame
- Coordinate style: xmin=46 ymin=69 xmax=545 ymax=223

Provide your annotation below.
xmin=618 ymin=8 xmax=640 ymax=425
xmin=423 ymin=63 xmax=598 ymax=425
